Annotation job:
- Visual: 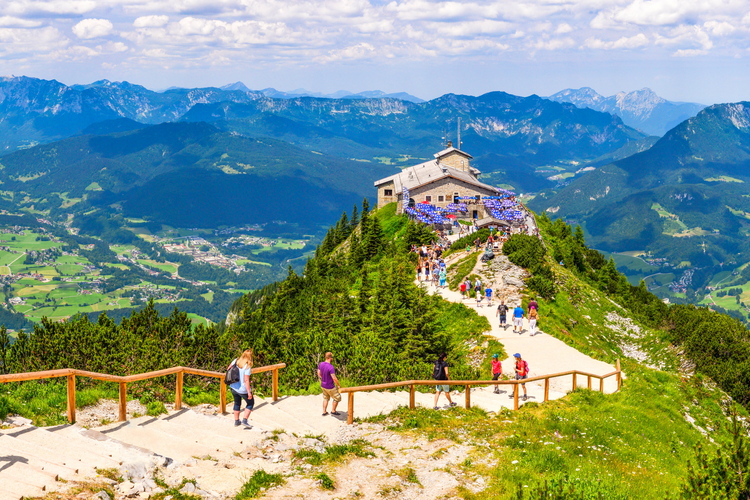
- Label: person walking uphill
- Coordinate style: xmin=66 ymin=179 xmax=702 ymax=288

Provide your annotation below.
xmin=491 ymin=353 xmax=503 ymax=394
xmin=512 ymin=353 xmax=529 ymax=401
xmin=318 ymin=352 xmax=342 ymax=416
xmin=513 ymin=303 xmax=525 ymax=334
xmin=229 ymin=349 xmax=255 ymax=428
xmin=433 ymin=353 xmax=457 ymax=410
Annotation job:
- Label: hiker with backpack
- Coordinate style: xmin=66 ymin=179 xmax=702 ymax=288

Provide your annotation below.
xmin=496 ymin=300 xmax=508 ymax=329
xmin=227 ymin=349 xmax=255 ymax=427
xmin=433 ymin=353 xmax=457 ymax=410
xmin=512 ymin=353 xmax=529 ymax=401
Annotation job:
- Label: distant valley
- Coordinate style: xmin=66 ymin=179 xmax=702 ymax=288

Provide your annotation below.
xmin=530 ymin=102 xmax=750 ymax=321
xmin=0 ymin=74 xmax=743 ymax=325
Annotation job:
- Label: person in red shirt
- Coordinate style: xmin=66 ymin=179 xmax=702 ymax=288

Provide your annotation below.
xmin=513 ymin=353 xmax=529 ymax=401
xmin=491 ymin=353 xmax=503 ymax=394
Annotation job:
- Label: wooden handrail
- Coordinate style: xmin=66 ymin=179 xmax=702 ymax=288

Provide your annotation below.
xmin=0 ymin=363 xmax=287 ymax=424
xmin=342 ymin=362 xmax=622 ymax=424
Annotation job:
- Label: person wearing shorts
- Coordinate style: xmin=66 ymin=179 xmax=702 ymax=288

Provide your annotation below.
xmin=229 ymin=349 xmax=255 ymax=427
xmin=512 ymin=353 xmax=528 ymax=401
xmin=318 ymin=352 xmax=342 ymax=416
xmin=491 ymin=353 xmax=503 ymax=394
xmin=513 ymin=304 xmax=525 ymax=334
xmin=497 ymin=301 xmax=508 ymax=329
xmin=433 ymin=353 xmax=456 ymax=410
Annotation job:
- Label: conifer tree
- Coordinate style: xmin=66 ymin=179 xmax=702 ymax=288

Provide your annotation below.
xmin=350 ymin=205 xmax=360 ymax=231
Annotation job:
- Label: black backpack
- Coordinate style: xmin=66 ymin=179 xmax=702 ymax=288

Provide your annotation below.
xmin=432 ymin=360 xmax=444 ymax=380
xmin=225 ymin=361 xmax=240 ymax=384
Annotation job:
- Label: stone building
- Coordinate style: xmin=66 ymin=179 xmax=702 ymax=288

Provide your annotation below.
xmin=374 ymin=145 xmax=500 ymax=220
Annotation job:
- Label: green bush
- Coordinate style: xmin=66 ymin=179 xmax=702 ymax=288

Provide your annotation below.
xmin=146 ymin=401 xmax=167 ymax=416
xmin=503 ymin=234 xmax=546 ymax=268
xmin=315 ymin=472 xmax=335 ymax=490
xmin=444 ymin=228 xmax=491 ymax=257
xmin=235 ymin=470 xmax=285 ymax=499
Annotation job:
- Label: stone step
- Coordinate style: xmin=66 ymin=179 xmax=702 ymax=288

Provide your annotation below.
xmin=0 ymin=456 xmax=63 ymax=497
xmin=6 ymin=424 xmax=136 ymax=472
xmin=96 ymin=418 xmax=222 ymax=463
xmin=0 ymin=434 xmax=81 ymax=479
xmin=1 ymin=476 xmax=45 ymax=500
xmin=135 ymin=412 xmax=252 ymax=453
xmin=226 ymin=396 xmax=319 ymax=435
xmin=161 ymin=409 xmax=266 ymax=447
xmin=0 ymin=431 xmax=113 ymax=477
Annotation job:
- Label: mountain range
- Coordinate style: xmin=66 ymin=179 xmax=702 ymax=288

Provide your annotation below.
xmin=529 ymin=102 xmax=750 ymax=284
xmin=548 ymin=87 xmax=705 ymax=136
xmin=0 ymin=121 xmax=396 ymax=227
xmin=0 ymin=76 xmax=651 ymax=197
xmin=180 ymin=91 xmax=645 ymax=191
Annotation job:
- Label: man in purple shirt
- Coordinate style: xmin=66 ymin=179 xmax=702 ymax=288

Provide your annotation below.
xmin=317 ymin=351 xmax=341 ymax=416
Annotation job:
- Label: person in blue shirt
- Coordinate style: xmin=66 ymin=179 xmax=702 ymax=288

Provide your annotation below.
xmin=229 ymin=349 xmax=255 ymax=427
xmin=485 ymin=286 xmax=493 ymax=306
xmin=513 ymin=304 xmax=525 ymax=334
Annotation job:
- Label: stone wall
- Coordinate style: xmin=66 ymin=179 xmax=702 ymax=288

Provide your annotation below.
xmin=437 ymin=151 xmax=471 ymax=172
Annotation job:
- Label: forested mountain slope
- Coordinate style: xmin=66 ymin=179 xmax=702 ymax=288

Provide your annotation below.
xmin=1 ymin=203 xmax=750 ymax=497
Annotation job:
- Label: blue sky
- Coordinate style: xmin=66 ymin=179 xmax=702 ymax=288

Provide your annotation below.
xmin=1 ymin=0 xmax=748 ymax=104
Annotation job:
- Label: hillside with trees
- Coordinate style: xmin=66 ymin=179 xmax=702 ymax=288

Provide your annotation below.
xmin=2 ymin=203 xmax=750 ymax=497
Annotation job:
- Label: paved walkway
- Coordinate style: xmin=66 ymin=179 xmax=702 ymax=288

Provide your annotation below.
xmin=423 ymin=235 xmax=620 ymax=395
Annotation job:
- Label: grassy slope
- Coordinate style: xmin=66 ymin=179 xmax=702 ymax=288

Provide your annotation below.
xmin=364 ymin=244 xmax=738 ymax=498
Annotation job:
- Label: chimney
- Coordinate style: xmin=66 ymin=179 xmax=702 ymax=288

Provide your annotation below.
xmin=447 ymin=140 xmax=452 ymax=148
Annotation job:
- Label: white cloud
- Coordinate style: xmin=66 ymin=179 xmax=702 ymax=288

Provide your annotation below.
xmin=704 ymin=20 xmax=736 ymax=37
xmin=534 ymin=37 xmax=575 ymax=51
xmin=584 ymin=33 xmax=649 ymax=50
xmin=655 ymin=25 xmax=712 ymax=51
xmin=3 ymin=0 xmax=97 ymax=16
xmin=317 ymin=42 xmax=375 ymax=63
xmin=134 ymin=15 xmax=169 ymax=28
xmin=0 ymin=16 xmax=41 ymax=28
xmin=555 ymin=23 xmax=573 ymax=34
xmin=72 ymin=18 xmax=114 ymax=39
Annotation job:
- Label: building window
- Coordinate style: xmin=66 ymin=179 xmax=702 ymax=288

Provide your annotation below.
xmin=426 ymin=196 xmax=432 ymax=202
xmin=384 ymin=189 xmax=393 ymax=196
xmin=438 ymin=195 xmax=444 ymax=202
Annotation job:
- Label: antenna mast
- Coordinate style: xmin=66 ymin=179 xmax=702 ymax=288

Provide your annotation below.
xmin=457 ymin=118 xmax=461 ymax=150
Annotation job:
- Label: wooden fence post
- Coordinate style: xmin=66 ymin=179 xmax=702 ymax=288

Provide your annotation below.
xmin=513 ymin=384 xmax=519 ymax=410
xmin=616 ymin=360 xmax=621 ymax=391
xmin=272 ymin=368 xmax=279 ymax=401
xmin=572 ymin=373 xmax=577 ymax=391
xmin=66 ymin=374 xmax=76 ymax=424
xmin=175 ymin=371 xmax=183 ymax=410
xmin=599 ymin=377 xmax=604 ymax=393
xmin=347 ymin=392 xmax=354 ymax=425
xmin=587 ymin=375 xmax=592 ymax=390
xmin=409 ymin=384 xmax=415 ymax=409
xmin=119 ymin=382 xmax=127 ymax=421
xmin=544 ymin=378 xmax=550 ymax=402
xmin=220 ymin=380 xmax=227 ymax=414
xmin=465 ymin=385 xmax=471 ymax=409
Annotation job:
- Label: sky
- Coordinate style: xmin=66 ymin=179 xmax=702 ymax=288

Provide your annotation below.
xmin=0 ymin=0 xmax=749 ymax=104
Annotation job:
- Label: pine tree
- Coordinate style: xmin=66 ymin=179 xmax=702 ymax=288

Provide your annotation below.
xmin=350 ymin=205 xmax=360 ymax=231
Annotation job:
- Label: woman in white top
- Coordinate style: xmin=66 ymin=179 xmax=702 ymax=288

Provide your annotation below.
xmin=229 ymin=349 xmax=254 ymax=427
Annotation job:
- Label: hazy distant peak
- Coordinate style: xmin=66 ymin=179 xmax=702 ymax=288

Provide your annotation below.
xmin=220 ymin=82 xmax=251 ymax=92
xmin=548 ymin=86 xmax=705 ymax=136
xmin=547 ymin=87 xmax=605 ymax=109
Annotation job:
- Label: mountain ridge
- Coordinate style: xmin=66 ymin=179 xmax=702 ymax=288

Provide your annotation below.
xmin=548 ymin=86 xmax=706 ymax=136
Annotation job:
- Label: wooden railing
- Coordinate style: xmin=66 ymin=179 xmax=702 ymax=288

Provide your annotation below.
xmin=0 ymin=363 xmax=287 ymax=424
xmin=340 ymin=360 xmax=621 ymax=424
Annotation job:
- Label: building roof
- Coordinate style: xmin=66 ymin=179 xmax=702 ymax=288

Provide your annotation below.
xmin=434 ymin=146 xmax=473 ymax=160
xmin=374 ymin=158 xmax=498 ymax=194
